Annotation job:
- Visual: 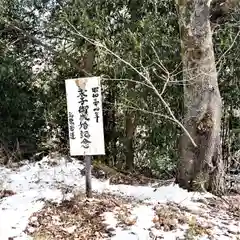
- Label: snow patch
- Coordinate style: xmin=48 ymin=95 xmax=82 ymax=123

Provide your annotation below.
xmin=0 ymin=156 xmax=239 ymax=240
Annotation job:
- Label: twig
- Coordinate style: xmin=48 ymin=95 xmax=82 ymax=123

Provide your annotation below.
xmin=216 ymin=29 xmax=240 ymax=67
xmin=3 ymin=20 xmax=91 ymax=76
xmin=105 ymin=101 xmax=179 ymax=123
xmin=151 ymin=44 xmax=170 ymax=96
xmin=102 ymin=78 xmax=153 ymax=89
xmin=64 ymin=18 xmax=197 ymax=147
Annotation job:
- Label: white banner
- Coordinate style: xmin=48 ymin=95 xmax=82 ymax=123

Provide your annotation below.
xmin=65 ymin=77 xmax=105 ymax=156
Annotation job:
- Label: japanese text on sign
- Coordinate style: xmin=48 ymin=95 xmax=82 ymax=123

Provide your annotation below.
xmin=78 ymin=87 xmax=91 ymax=149
xmin=92 ymin=87 xmax=100 ymax=123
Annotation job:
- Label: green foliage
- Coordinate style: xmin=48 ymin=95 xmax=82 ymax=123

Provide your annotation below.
xmin=0 ymin=0 xmax=239 ymax=177
xmin=0 ymin=54 xmax=45 ymax=156
xmin=150 ymin=154 xmax=176 ymax=178
xmin=213 ymin=4 xmax=240 ymax=162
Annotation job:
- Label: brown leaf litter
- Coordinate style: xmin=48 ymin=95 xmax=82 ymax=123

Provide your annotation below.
xmin=152 ymin=203 xmax=188 ymax=232
xmin=206 ymin=194 xmax=240 ymax=220
xmin=25 ymin=192 xmax=133 ymax=240
xmin=151 ymin=199 xmax=240 ymax=239
xmin=180 ymin=195 xmax=240 ymax=239
xmin=82 ymin=163 xmax=171 ymax=187
xmin=0 ymin=189 xmax=15 ymax=199
xmin=115 ymin=204 xmax=138 ymax=228
xmin=109 ymin=172 xmax=157 ymax=185
xmin=25 ymin=192 xmax=240 ymax=240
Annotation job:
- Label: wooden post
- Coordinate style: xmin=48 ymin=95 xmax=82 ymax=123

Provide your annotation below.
xmin=85 ymin=155 xmax=92 ymax=198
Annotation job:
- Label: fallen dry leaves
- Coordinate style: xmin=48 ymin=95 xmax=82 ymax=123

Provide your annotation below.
xmin=0 ymin=189 xmax=15 ymax=199
xmin=81 ymin=163 xmax=159 ymax=186
xmin=153 ymin=203 xmax=188 ymax=231
xmin=24 ymin=191 xmax=240 ymax=240
xmin=206 ymin=194 xmax=240 ymax=220
xmin=25 ymin=193 xmax=132 ymax=240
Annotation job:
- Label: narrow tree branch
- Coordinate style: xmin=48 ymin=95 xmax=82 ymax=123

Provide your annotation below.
xmin=216 ymin=29 xmax=240 ymax=67
xmin=102 ymin=78 xmax=153 ymax=89
xmin=105 ymin=101 xmax=177 ymax=123
xmin=3 ymin=20 xmax=91 ymax=76
xmin=64 ymin=19 xmax=197 ymax=147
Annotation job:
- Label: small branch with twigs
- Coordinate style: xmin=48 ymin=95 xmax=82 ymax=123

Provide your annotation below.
xmin=2 ymin=20 xmax=91 ymax=77
xmin=63 ymin=16 xmax=197 ymax=147
xmin=104 ymin=100 xmax=178 ymax=124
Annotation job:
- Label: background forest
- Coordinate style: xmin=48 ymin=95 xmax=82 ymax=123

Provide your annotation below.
xmin=0 ymin=0 xmax=240 ymax=180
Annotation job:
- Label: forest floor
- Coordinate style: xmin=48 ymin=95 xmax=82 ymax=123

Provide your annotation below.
xmin=0 ymin=155 xmax=239 ymax=240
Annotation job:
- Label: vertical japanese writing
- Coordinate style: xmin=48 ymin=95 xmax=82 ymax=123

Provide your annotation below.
xmin=92 ymin=87 xmax=100 ymax=123
xmin=68 ymin=112 xmax=76 ymax=139
xmin=66 ymin=77 xmax=105 ymax=156
xmin=78 ymin=87 xmax=91 ymax=149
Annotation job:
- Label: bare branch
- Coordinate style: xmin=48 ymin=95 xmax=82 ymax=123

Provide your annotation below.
xmin=151 ymin=44 xmax=171 ymax=96
xmin=216 ymin=29 xmax=240 ymax=68
xmin=102 ymin=78 xmax=153 ymax=89
xmin=63 ymin=18 xmax=197 ymax=147
xmin=105 ymin=101 xmax=178 ymax=123
xmin=3 ymin=20 xmax=91 ymax=76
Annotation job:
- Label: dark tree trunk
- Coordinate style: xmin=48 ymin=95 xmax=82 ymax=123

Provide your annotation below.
xmin=175 ymin=0 xmax=226 ymax=195
xmin=125 ymin=111 xmax=136 ymax=171
xmin=221 ymin=105 xmax=231 ymax=172
xmin=124 ymin=80 xmax=137 ymax=171
xmin=103 ymin=86 xmax=117 ymax=166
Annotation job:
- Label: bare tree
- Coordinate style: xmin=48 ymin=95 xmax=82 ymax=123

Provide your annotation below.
xmin=175 ymin=0 xmax=225 ymax=194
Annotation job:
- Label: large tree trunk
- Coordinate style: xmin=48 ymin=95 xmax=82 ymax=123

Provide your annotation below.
xmin=175 ymin=0 xmax=226 ymax=195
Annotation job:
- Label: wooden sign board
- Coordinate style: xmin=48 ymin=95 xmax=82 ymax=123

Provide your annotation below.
xmin=65 ymin=77 xmax=105 ymax=156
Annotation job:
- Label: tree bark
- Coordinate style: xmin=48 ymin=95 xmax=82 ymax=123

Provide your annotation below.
xmin=103 ymin=85 xmax=117 ymax=167
xmin=124 ymin=80 xmax=137 ymax=171
xmin=221 ymin=105 xmax=231 ymax=171
xmin=175 ymin=0 xmax=226 ymax=195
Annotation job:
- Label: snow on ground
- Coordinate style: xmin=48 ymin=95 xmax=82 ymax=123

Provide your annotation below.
xmin=0 ymin=156 xmax=239 ymax=240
